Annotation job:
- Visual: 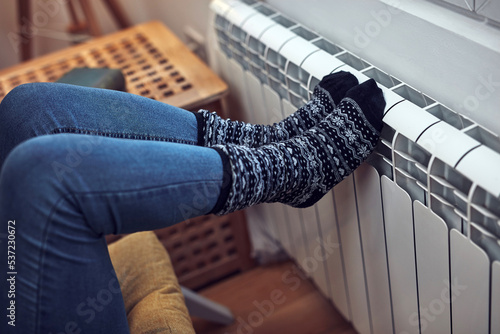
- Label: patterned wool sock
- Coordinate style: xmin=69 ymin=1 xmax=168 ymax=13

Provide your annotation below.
xmin=210 ymin=79 xmax=385 ymax=215
xmin=196 ymin=71 xmax=358 ymax=148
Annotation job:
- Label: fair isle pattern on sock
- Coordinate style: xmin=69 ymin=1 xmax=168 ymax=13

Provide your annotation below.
xmin=196 ymin=71 xmax=358 ymax=148
xmin=210 ymin=79 xmax=385 ymax=216
xmin=197 ymin=85 xmax=333 ymax=148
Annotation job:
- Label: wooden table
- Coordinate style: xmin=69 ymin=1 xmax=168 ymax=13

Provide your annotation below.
xmin=0 ymin=21 xmax=228 ymax=110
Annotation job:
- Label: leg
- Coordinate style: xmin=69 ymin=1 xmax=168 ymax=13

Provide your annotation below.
xmin=0 ymin=82 xmax=199 ymax=169
xmin=211 ymin=79 xmax=386 ymax=214
xmin=0 ymin=134 xmax=225 ymax=333
xmin=197 ymin=71 xmax=359 ymax=147
xmin=0 ymin=78 xmax=384 ymax=332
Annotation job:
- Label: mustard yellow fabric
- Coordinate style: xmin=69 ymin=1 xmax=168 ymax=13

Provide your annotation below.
xmin=108 ymin=231 xmax=195 ymax=334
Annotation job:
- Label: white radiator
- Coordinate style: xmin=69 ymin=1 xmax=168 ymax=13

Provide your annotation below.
xmin=207 ymin=1 xmax=500 ymax=333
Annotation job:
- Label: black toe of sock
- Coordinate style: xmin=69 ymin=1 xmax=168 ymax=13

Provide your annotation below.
xmin=315 ymin=71 xmax=359 ymax=105
xmin=343 ymin=79 xmax=386 ymax=132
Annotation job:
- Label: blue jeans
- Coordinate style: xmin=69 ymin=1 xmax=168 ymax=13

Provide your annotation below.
xmin=0 ymin=83 xmax=226 ymax=333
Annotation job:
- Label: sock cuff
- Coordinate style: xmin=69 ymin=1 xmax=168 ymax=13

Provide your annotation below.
xmin=194 ymin=110 xmax=208 ymax=146
xmin=209 ymin=146 xmax=233 ymax=215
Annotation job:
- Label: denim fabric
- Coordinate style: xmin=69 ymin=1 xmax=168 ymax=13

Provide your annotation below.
xmin=0 ymin=82 xmax=199 ymax=169
xmin=0 ymin=83 xmax=224 ymax=333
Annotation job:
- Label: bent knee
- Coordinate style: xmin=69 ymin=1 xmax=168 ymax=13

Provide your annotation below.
xmin=0 ymin=83 xmax=46 ymax=115
xmin=0 ymin=83 xmax=51 ymax=138
xmin=1 ymin=135 xmax=75 ymax=189
xmin=0 ymin=83 xmax=71 ymax=164
xmin=0 ymin=82 xmax=71 ymax=125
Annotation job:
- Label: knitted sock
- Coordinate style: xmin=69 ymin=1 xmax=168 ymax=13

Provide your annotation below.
xmin=196 ymin=71 xmax=358 ymax=148
xmin=210 ymin=79 xmax=385 ymax=215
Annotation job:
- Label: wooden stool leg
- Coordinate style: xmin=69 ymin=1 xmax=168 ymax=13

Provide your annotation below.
xmin=102 ymin=0 xmax=131 ymax=28
xmin=17 ymin=0 xmax=31 ymax=62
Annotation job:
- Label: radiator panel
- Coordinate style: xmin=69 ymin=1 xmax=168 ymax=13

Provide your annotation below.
xmin=267 ymin=202 xmax=289 ymax=254
xmin=414 ymin=201 xmax=451 ymax=334
xmin=335 ymin=176 xmax=371 ymax=334
xmin=244 ymin=71 xmax=266 ymax=124
xmin=354 ymin=165 xmax=393 ymax=334
xmin=381 ymin=176 xmax=419 ymax=334
xmin=450 ymin=229 xmax=490 ymax=334
xmin=301 ymin=204 xmax=329 ymax=298
xmin=317 ymin=191 xmax=351 ymax=321
xmin=492 ymin=261 xmax=500 ymax=334
xmin=261 ymin=84 xmax=282 ymax=124
xmin=286 ymin=205 xmax=308 ymax=266
xmin=313 ymin=193 xmax=341 ymax=299
xmin=207 ymin=1 xmax=500 ymax=333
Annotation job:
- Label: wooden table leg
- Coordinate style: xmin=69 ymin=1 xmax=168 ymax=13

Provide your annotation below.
xmin=78 ymin=0 xmax=101 ymax=36
xmin=66 ymin=0 xmax=88 ymax=34
xmin=17 ymin=0 xmax=31 ymax=62
xmin=102 ymin=0 xmax=131 ymax=28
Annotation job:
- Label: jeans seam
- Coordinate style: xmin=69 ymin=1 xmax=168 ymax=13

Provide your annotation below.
xmin=35 ymin=195 xmax=67 ymax=334
xmin=51 ymin=127 xmax=197 ymax=145
xmin=75 ymin=179 xmax=221 ymax=195
xmin=76 ymin=178 xmax=223 ymax=235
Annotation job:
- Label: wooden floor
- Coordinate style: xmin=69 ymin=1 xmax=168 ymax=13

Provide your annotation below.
xmin=192 ymin=261 xmax=357 ymax=334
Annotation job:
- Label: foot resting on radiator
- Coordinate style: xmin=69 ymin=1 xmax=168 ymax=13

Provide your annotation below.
xmin=210 ymin=78 xmax=386 ymax=215
xmin=196 ymin=71 xmax=358 ymax=148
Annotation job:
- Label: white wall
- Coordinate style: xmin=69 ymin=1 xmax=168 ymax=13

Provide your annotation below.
xmin=0 ymin=0 xmax=211 ymax=70
xmin=264 ymin=0 xmax=500 ymax=135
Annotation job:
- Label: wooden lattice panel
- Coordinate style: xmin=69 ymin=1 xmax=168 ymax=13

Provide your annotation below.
xmin=154 ymin=211 xmax=254 ymax=289
xmin=0 ymin=21 xmax=227 ymax=110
